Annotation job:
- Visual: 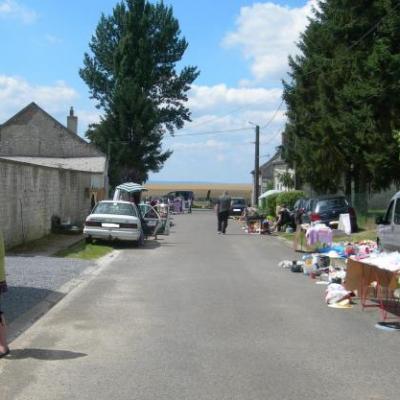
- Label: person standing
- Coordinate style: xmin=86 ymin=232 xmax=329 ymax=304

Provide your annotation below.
xmin=293 ymin=207 xmax=305 ymax=251
xmin=0 ymin=230 xmax=10 ymax=358
xmin=216 ymin=191 xmax=231 ymax=234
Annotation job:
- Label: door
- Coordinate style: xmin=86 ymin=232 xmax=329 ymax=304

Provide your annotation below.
xmin=139 ymin=204 xmax=161 ymax=237
xmin=378 ymin=199 xmax=395 ymax=250
xmin=155 ymin=205 xmax=170 ymax=235
xmin=391 ymin=198 xmax=400 ymax=250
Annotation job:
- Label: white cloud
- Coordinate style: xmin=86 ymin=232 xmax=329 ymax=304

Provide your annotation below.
xmin=223 ymin=1 xmax=317 ymax=81
xmin=171 ymin=139 xmax=225 ymax=151
xmin=0 ymin=0 xmax=37 ymax=24
xmin=188 ymin=83 xmax=282 ymax=111
xmin=0 ymin=74 xmax=102 ymax=135
xmin=0 ymin=75 xmax=78 ymax=120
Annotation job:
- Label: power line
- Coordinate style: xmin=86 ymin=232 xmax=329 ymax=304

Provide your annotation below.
xmin=173 ymin=126 xmax=252 ymax=137
xmin=259 ymin=99 xmax=285 ymax=130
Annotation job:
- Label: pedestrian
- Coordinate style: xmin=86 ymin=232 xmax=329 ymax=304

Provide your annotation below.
xmin=0 ymin=230 xmax=10 ymax=358
xmin=216 ymin=191 xmax=231 ymax=234
xmin=273 ymin=204 xmax=291 ymax=232
xmin=293 ymin=207 xmax=305 ymax=251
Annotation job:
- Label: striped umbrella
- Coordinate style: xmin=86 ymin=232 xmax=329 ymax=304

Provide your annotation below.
xmin=115 ymin=182 xmax=148 ymax=193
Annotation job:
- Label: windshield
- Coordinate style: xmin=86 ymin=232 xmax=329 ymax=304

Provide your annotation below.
xmin=231 ymin=198 xmax=246 ymax=205
xmin=93 ymin=202 xmax=137 ymax=217
xmin=317 ymin=198 xmax=348 ymax=211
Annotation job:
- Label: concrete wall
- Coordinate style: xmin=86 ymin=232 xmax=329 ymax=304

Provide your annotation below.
xmin=0 ymin=159 xmax=92 ymax=249
xmin=0 ymin=103 xmax=102 ymax=158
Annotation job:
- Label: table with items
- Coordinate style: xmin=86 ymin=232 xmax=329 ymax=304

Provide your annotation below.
xmin=346 ymin=253 xmax=400 ymax=320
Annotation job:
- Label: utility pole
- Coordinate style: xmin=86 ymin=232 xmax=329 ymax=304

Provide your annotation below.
xmin=254 ymin=125 xmax=260 ymax=206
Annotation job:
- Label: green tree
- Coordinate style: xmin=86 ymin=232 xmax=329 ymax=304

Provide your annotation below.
xmin=283 ymin=0 xmax=400 ymax=210
xmin=80 ymin=0 xmax=199 ymax=184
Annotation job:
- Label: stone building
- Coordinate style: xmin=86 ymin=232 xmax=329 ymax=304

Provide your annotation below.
xmin=0 ymin=102 xmax=108 ymax=248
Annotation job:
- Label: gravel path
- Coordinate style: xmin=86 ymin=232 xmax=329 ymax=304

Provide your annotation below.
xmin=2 ymin=256 xmax=93 ymax=323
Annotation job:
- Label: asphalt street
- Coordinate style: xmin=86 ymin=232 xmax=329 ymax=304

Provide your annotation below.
xmin=1 ymin=211 xmax=399 ymax=400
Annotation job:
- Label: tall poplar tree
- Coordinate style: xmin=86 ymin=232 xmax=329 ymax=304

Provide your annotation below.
xmin=80 ymin=0 xmax=199 ymax=185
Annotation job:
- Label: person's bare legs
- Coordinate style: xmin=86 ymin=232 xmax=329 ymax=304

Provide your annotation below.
xmin=0 ymin=314 xmax=9 ymax=354
xmin=293 ymin=225 xmax=301 ymax=251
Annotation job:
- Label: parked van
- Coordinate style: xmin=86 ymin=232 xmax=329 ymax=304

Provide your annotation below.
xmin=376 ymin=191 xmax=400 ymax=251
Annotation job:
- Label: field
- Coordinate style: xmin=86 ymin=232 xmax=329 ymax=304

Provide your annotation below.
xmin=145 ymin=183 xmax=252 ymax=202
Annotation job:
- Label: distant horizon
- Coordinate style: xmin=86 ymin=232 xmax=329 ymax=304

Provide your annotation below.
xmin=147 ymin=180 xmax=252 ymax=185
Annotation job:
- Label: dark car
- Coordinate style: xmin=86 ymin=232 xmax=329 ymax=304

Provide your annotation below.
xmin=303 ymin=195 xmax=358 ymax=232
xmin=230 ymin=197 xmax=246 ymax=216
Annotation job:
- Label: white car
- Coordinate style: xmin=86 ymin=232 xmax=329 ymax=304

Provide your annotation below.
xmin=377 ymin=191 xmax=400 ymax=251
xmin=83 ymin=200 xmax=143 ymax=245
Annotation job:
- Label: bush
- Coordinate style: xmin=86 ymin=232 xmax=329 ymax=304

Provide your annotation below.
xmin=276 ymin=190 xmax=306 ymax=210
xmin=265 ymin=193 xmax=281 ymax=217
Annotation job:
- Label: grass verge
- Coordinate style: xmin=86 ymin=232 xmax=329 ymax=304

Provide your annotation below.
xmin=55 ymin=241 xmax=113 ymax=260
xmin=279 ymin=229 xmax=377 ymax=244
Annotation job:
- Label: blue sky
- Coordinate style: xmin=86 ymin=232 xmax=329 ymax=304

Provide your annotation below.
xmin=0 ymin=0 xmax=315 ymax=183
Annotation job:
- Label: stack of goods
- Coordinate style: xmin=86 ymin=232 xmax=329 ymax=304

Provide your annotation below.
xmin=325 ymin=283 xmax=354 ymax=308
xmin=351 ymin=251 xmax=400 ymax=271
xmin=306 ymin=224 xmax=333 ymax=247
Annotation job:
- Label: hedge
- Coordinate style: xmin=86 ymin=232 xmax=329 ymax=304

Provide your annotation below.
xmin=264 ymin=193 xmax=281 ymax=217
xmin=275 ymin=190 xmax=306 ymax=210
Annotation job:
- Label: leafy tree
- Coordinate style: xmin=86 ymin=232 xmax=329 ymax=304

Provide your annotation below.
xmin=277 ymin=171 xmax=295 ymax=190
xmin=80 ymin=0 xmax=199 ymax=185
xmin=283 ymin=0 xmax=400 ymax=210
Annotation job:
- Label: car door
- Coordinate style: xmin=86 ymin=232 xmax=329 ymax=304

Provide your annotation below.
xmin=139 ymin=204 xmax=161 ymax=236
xmin=391 ymin=198 xmax=400 ymax=250
xmin=154 ymin=204 xmax=170 ymax=235
xmin=378 ymin=199 xmax=395 ymax=250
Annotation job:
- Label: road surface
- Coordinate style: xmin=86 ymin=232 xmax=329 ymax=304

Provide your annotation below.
xmin=1 ymin=211 xmax=399 ymax=400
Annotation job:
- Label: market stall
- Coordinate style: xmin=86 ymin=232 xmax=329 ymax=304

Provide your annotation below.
xmin=346 ymin=255 xmax=400 ymax=320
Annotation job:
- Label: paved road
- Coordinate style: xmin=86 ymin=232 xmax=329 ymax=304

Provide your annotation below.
xmin=1 ymin=212 xmax=399 ymax=399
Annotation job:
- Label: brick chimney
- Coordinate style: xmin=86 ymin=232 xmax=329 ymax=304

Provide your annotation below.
xmin=67 ymin=106 xmax=78 ymax=134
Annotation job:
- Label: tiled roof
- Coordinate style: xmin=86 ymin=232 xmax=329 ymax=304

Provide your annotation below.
xmin=0 ymin=156 xmax=106 ymax=173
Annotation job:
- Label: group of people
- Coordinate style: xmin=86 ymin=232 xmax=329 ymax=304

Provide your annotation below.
xmin=214 ymin=194 xmax=304 ymax=241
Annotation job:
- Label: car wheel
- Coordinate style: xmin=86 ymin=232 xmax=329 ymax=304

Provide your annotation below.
xmin=85 ymin=237 xmax=93 ymax=244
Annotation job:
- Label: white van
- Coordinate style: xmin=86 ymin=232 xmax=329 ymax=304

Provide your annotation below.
xmin=376 ymin=191 xmax=400 ymax=251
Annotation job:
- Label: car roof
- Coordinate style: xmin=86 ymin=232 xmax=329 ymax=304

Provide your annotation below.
xmin=312 ymin=195 xmax=346 ymax=200
xmin=98 ymin=200 xmax=135 ymax=205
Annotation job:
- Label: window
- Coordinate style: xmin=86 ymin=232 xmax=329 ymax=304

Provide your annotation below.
xmin=93 ymin=202 xmax=137 ymax=217
xmin=384 ymin=200 xmax=394 ymax=224
xmin=394 ymin=200 xmax=400 ymax=225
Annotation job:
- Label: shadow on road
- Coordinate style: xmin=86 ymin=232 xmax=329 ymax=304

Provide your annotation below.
xmin=3 ymin=286 xmax=65 ymax=324
xmin=5 ymin=348 xmax=87 ymax=361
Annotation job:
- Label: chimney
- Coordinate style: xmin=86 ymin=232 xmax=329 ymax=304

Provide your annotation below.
xmin=67 ymin=106 xmax=78 ymax=134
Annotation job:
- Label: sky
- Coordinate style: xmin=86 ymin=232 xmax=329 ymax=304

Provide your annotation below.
xmin=0 ymin=0 xmax=316 ymax=183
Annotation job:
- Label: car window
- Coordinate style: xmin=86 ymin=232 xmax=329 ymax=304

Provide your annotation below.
xmin=231 ymin=198 xmax=245 ymax=205
xmin=93 ymin=202 xmax=137 ymax=217
xmin=384 ymin=200 xmax=394 ymax=224
xmin=394 ymin=200 xmax=400 ymax=225
xmin=317 ymin=198 xmax=348 ymax=211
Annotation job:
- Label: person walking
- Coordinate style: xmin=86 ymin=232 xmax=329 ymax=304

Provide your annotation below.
xmin=0 ymin=230 xmax=10 ymax=358
xmin=216 ymin=191 xmax=231 ymax=234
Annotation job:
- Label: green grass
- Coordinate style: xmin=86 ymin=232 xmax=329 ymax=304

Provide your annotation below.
xmin=279 ymin=228 xmax=377 ymax=244
xmin=55 ymin=241 xmax=113 ymax=260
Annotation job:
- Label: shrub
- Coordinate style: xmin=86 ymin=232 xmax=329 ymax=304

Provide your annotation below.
xmin=265 ymin=193 xmax=281 ymax=216
xmin=276 ymin=190 xmax=306 ymax=210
